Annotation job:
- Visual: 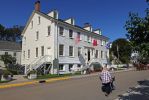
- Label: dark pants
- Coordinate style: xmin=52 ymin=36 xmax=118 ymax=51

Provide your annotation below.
xmin=101 ymin=82 xmax=111 ymax=94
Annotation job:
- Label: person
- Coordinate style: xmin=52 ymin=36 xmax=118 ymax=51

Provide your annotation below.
xmin=99 ymin=64 xmax=112 ymax=96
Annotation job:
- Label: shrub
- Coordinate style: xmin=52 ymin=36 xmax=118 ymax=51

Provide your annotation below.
xmin=2 ymin=70 xmax=12 ymax=78
xmin=27 ymin=70 xmax=37 ymax=76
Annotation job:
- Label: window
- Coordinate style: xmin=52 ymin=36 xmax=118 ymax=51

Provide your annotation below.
xmin=36 ymin=31 xmax=39 ymax=40
xmin=38 ymin=16 xmax=40 ymax=25
xmin=59 ymin=27 xmax=64 ymax=36
xmin=84 ymin=35 xmax=87 ymax=42
xmin=77 ymin=32 xmax=81 ymax=41
xmin=48 ymin=26 xmax=51 ymax=36
xmin=36 ymin=47 xmax=38 ymax=57
xmin=105 ymin=51 xmax=107 ymax=58
xmin=78 ymin=47 xmax=81 ymax=56
xmin=23 ymin=51 xmax=25 ymax=59
xmin=13 ymin=52 xmax=16 ymax=57
xmin=69 ymin=29 xmax=73 ymax=39
xmin=5 ymin=52 xmax=8 ymax=55
xmin=69 ymin=64 xmax=73 ymax=71
xmin=28 ymin=49 xmax=30 ymax=58
xmin=101 ymin=40 xmax=104 ymax=46
xmin=77 ymin=64 xmax=81 ymax=68
xmin=87 ymin=36 xmax=90 ymax=43
xmin=41 ymin=46 xmax=44 ymax=56
xmin=59 ymin=44 xmax=64 ymax=56
xmin=31 ymin=21 xmax=33 ymax=28
xmin=69 ymin=46 xmax=73 ymax=57
xmin=95 ymin=50 xmax=98 ymax=58
xmin=101 ymin=51 xmax=103 ymax=59
xmin=59 ymin=64 xmax=64 ymax=70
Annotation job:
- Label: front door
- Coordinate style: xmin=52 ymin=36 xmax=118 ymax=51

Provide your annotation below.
xmin=88 ymin=49 xmax=90 ymax=61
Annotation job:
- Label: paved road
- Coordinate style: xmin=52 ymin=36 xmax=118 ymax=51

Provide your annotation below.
xmin=0 ymin=70 xmax=149 ymax=100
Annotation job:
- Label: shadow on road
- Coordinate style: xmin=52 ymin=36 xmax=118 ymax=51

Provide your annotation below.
xmin=117 ymin=80 xmax=149 ymax=100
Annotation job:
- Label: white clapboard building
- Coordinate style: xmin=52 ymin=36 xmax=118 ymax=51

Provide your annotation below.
xmin=21 ymin=1 xmax=110 ymax=74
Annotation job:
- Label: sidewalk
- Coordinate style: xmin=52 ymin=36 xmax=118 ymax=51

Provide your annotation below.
xmin=0 ymin=68 xmax=135 ymax=89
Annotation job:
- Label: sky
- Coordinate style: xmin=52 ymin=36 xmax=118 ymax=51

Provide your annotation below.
xmin=0 ymin=0 xmax=148 ymax=41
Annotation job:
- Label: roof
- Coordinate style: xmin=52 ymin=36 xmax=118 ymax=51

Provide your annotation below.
xmin=0 ymin=41 xmax=21 ymax=51
xmin=22 ymin=10 xmax=109 ymax=40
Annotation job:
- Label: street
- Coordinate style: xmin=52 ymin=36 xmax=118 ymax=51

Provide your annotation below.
xmin=0 ymin=70 xmax=149 ymax=100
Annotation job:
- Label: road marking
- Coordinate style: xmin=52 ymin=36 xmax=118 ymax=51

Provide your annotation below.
xmin=0 ymin=77 xmax=70 ymax=89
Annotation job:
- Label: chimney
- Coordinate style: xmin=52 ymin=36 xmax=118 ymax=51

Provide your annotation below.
xmin=84 ymin=23 xmax=91 ymax=28
xmin=35 ymin=1 xmax=40 ymax=11
xmin=83 ymin=23 xmax=92 ymax=32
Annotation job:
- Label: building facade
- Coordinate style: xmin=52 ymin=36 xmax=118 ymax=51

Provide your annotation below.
xmin=0 ymin=41 xmax=22 ymax=65
xmin=21 ymin=1 xmax=109 ymax=74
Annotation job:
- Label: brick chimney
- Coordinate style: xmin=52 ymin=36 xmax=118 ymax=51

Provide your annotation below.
xmin=35 ymin=1 xmax=40 ymax=11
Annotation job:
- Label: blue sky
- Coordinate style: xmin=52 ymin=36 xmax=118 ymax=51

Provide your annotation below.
xmin=0 ymin=0 xmax=148 ymax=41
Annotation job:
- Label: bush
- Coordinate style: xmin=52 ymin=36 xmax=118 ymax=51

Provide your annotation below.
xmin=27 ymin=70 xmax=37 ymax=76
xmin=2 ymin=70 xmax=12 ymax=78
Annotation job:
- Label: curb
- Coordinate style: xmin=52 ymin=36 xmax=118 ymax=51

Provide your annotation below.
xmin=0 ymin=69 xmax=134 ymax=89
xmin=0 ymin=77 xmax=70 ymax=89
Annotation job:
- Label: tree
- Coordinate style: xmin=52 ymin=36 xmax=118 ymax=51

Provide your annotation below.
xmin=110 ymin=38 xmax=132 ymax=64
xmin=0 ymin=24 xmax=5 ymax=40
xmin=125 ymin=0 xmax=149 ymax=62
xmin=1 ymin=55 xmax=16 ymax=65
xmin=0 ymin=24 xmax=23 ymax=42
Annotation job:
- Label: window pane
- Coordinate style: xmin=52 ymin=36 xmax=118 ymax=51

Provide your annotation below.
xmin=36 ymin=47 xmax=38 ymax=57
xmin=41 ymin=46 xmax=44 ymax=56
xmin=48 ymin=26 xmax=51 ymax=35
xmin=59 ymin=27 xmax=64 ymax=36
xmin=69 ymin=29 xmax=73 ymax=38
xmin=78 ymin=47 xmax=81 ymax=56
xmin=36 ymin=31 xmax=39 ymax=40
xmin=28 ymin=49 xmax=30 ymax=58
xmin=69 ymin=46 xmax=73 ymax=56
xmin=59 ymin=64 xmax=63 ymax=70
xmin=69 ymin=64 xmax=73 ymax=71
xmin=59 ymin=45 xmax=64 ymax=56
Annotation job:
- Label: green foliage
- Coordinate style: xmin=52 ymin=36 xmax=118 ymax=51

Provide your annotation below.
xmin=110 ymin=38 xmax=132 ymax=64
xmin=27 ymin=70 xmax=37 ymax=76
xmin=125 ymin=1 xmax=149 ymax=62
xmin=2 ymin=70 xmax=12 ymax=78
xmin=0 ymin=24 xmax=23 ymax=42
xmin=1 ymin=55 xmax=16 ymax=65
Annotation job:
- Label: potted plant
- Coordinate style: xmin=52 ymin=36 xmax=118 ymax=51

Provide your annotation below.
xmin=1 ymin=70 xmax=12 ymax=81
xmin=27 ymin=69 xmax=37 ymax=79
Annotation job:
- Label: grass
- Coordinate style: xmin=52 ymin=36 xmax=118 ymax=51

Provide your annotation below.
xmin=37 ymin=71 xmax=81 ymax=79
xmin=0 ymin=80 xmax=11 ymax=83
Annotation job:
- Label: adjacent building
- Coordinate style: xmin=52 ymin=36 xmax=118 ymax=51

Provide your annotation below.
xmin=21 ymin=1 xmax=110 ymax=74
xmin=0 ymin=41 xmax=22 ymax=65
